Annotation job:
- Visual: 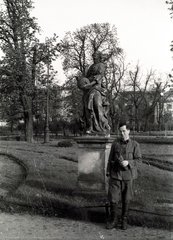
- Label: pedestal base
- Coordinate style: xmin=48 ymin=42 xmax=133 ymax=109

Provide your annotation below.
xmin=74 ymin=136 xmax=114 ymax=196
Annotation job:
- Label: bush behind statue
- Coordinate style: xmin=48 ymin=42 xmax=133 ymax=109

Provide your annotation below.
xmin=57 ymin=141 xmax=73 ymax=148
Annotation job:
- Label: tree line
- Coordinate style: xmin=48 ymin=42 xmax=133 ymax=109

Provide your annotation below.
xmin=0 ymin=0 xmax=172 ymax=142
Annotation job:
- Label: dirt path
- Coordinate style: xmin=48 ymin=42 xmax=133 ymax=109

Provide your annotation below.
xmin=0 ymin=211 xmax=172 ymax=240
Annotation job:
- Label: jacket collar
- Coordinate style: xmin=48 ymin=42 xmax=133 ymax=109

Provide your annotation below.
xmin=120 ymin=138 xmax=130 ymax=145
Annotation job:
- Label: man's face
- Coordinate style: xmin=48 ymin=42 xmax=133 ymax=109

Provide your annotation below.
xmin=119 ymin=125 xmax=130 ymax=141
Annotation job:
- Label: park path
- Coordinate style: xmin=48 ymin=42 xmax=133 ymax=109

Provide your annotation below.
xmin=0 ymin=211 xmax=172 ymax=240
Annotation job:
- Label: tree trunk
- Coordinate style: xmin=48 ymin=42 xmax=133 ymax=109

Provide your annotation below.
xmin=134 ymin=106 xmax=139 ymax=132
xmin=21 ymin=95 xmax=34 ymax=143
xmin=25 ymin=110 xmax=34 ymax=143
xmin=10 ymin=121 xmax=14 ymax=133
xmin=110 ymin=115 xmax=115 ymax=132
xmin=144 ymin=116 xmax=148 ymax=132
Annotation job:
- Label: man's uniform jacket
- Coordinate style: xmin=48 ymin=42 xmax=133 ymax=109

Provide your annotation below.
xmin=106 ymin=138 xmax=142 ymax=181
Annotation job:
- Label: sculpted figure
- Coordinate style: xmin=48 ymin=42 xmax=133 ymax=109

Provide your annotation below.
xmin=76 ymin=51 xmax=110 ymax=134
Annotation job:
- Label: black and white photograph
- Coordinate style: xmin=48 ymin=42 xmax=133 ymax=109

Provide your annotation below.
xmin=0 ymin=0 xmax=172 ymax=239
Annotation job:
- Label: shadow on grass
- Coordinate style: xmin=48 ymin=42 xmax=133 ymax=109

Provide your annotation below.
xmin=143 ymin=157 xmax=173 ymax=171
xmin=0 ymin=179 xmax=173 ymax=230
xmin=25 ymin=179 xmax=75 ymax=195
xmin=0 ymin=148 xmax=173 ymax=231
xmin=1 ymin=193 xmax=173 ymax=231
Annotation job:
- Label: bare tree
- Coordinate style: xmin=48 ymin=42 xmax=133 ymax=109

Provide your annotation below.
xmin=126 ymin=63 xmax=156 ymax=131
xmin=61 ymin=23 xmax=122 ymax=78
xmin=105 ymin=54 xmax=129 ymax=131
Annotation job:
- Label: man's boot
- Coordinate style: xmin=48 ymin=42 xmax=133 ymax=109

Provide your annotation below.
xmin=106 ymin=203 xmax=118 ymax=229
xmin=121 ymin=201 xmax=129 ymax=230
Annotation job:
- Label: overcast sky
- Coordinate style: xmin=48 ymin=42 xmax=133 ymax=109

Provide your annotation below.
xmin=31 ymin=0 xmax=173 ymax=82
xmin=1 ymin=0 xmax=173 ymax=82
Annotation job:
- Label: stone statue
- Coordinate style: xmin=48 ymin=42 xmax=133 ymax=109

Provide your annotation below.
xmin=76 ymin=51 xmax=110 ymax=135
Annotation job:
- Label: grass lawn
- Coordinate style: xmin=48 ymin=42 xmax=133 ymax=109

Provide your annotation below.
xmin=0 ymin=139 xmax=173 ymax=230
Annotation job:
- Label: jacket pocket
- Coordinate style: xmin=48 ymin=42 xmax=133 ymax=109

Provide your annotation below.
xmin=111 ymin=161 xmax=119 ymax=172
xmin=132 ymin=168 xmax=138 ymax=179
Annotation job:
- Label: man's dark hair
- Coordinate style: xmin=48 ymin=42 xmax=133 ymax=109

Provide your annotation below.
xmin=119 ymin=122 xmax=131 ymax=130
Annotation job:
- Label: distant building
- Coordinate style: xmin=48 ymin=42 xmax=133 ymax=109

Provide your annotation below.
xmin=164 ymin=88 xmax=173 ymax=118
xmin=154 ymin=89 xmax=173 ymax=124
xmin=116 ymin=87 xmax=173 ymax=131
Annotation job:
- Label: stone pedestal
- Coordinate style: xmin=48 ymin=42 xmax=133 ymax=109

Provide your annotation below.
xmin=74 ymin=136 xmax=113 ymax=196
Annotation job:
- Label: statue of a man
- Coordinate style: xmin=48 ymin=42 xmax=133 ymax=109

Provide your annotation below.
xmin=76 ymin=51 xmax=110 ymax=134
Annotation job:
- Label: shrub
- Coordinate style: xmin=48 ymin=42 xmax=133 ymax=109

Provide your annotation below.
xmin=57 ymin=140 xmax=73 ymax=147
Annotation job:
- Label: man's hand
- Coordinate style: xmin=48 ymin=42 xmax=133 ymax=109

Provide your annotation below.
xmin=120 ymin=160 xmax=129 ymax=168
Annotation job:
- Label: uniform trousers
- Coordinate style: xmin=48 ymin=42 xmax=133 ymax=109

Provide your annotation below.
xmin=108 ymin=178 xmax=134 ymax=204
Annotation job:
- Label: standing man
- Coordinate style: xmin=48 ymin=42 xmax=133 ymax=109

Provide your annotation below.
xmin=106 ymin=122 xmax=142 ymax=230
